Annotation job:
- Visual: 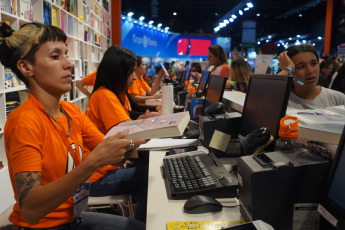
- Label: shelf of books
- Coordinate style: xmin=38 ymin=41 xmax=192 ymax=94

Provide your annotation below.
xmin=0 ymin=0 xmax=111 ymax=170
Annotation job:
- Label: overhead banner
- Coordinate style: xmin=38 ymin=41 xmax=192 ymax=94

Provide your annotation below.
xmin=121 ymin=20 xmax=173 ymax=57
xmin=121 ymin=19 xmax=221 ymax=58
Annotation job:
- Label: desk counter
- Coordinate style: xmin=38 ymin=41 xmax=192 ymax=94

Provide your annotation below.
xmin=146 ymin=150 xmax=243 ymax=230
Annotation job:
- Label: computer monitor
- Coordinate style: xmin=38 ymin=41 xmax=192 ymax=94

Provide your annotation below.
xmin=197 ymin=70 xmax=211 ymax=94
xmin=202 ymin=75 xmax=227 ymax=114
xmin=239 ymin=74 xmax=293 ymax=139
xmin=178 ymin=69 xmax=191 ymax=85
xmin=318 ymin=126 xmax=345 ymax=230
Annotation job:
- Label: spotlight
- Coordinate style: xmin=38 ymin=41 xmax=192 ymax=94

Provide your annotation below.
xmin=247 ymin=2 xmax=253 ymax=8
xmin=157 ymin=23 xmax=162 ymax=27
xmin=139 ymin=16 xmax=145 ymax=21
xmin=149 ymin=20 xmax=154 ymax=24
xmin=127 ymin=12 xmax=134 ymax=17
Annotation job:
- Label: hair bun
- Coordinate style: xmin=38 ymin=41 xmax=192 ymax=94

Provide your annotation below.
xmin=0 ymin=22 xmax=14 ymax=38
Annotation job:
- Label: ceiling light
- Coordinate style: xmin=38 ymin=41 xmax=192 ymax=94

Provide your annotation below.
xmin=173 ymin=12 xmax=177 ymax=16
xmin=229 ymin=18 xmax=234 ymax=22
xmin=139 ymin=16 xmax=145 ymax=21
xmin=244 ymin=7 xmax=249 ymax=11
xmin=231 ymin=14 xmax=237 ymax=19
xmin=299 ymin=14 xmax=302 ymax=17
xmin=165 ymin=27 xmax=170 ymax=30
xmin=318 ymin=36 xmax=322 ymax=40
xmin=247 ymin=2 xmax=253 ymax=8
xmin=224 ymin=19 xmax=229 ymax=24
xmin=157 ymin=23 xmax=162 ymax=27
xmin=149 ymin=20 xmax=154 ymax=24
xmin=289 ymin=37 xmax=292 ymax=40
xmin=297 ymin=34 xmax=300 ymax=37
xmin=256 ymin=13 xmax=260 ymax=16
xmin=239 ymin=10 xmax=243 ymax=15
xmin=127 ymin=12 xmax=134 ymax=17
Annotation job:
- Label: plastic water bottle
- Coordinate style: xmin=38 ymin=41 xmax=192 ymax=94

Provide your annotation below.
xmin=274 ymin=116 xmax=300 ymax=151
xmin=185 ymin=85 xmax=196 ymax=112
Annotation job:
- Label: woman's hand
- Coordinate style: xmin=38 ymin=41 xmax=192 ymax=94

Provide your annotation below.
xmin=90 ymin=131 xmax=148 ymax=167
xmin=277 ymin=51 xmax=295 ymax=71
xmin=137 ymin=109 xmax=161 ymax=120
xmin=152 ymin=93 xmax=162 ymax=99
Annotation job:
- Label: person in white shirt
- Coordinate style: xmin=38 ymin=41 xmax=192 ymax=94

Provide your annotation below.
xmin=277 ymin=44 xmax=345 ymax=110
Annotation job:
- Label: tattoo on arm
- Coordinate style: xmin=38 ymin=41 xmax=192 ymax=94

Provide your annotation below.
xmin=14 ymin=172 xmax=41 ymax=209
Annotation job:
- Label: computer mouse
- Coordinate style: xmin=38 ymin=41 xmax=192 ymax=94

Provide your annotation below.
xmin=183 ymin=195 xmax=223 ymax=214
xmin=240 ymin=127 xmax=274 ymax=155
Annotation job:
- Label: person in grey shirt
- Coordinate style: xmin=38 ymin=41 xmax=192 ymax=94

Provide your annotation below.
xmin=277 ymin=44 xmax=345 ymax=110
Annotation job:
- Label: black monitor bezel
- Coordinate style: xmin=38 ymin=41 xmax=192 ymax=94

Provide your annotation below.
xmin=318 ymin=126 xmax=345 ymax=229
xmin=197 ymin=70 xmax=211 ymax=94
xmin=238 ymin=74 xmax=293 ymax=138
xmin=202 ymin=74 xmax=227 ymax=114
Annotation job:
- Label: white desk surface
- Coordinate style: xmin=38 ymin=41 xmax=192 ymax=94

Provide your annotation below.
xmin=146 ymin=150 xmax=243 ymax=230
xmin=222 ymin=91 xmax=246 ymax=113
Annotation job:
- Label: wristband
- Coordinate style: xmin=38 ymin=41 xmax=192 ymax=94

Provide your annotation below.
xmin=283 ymin=66 xmax=294 ymax=75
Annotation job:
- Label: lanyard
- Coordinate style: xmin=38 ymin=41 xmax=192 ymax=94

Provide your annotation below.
xmin=46 ymin=108 xmax=81 ymax=167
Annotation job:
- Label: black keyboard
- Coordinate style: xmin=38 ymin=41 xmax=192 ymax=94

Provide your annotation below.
xmin=161 ymin=151 xmax=238 ymax=200
xmin=181 ymin=120 xmax=200 ymax=139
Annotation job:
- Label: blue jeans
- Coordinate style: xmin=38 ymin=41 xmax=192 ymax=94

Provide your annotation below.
xmin=15 ymin=212 xmax=145 ymax=230
xmin=90 ymin=163 xmax=148 ymax=223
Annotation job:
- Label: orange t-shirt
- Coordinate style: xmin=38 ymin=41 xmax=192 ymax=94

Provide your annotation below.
xmin=82 ymin=71 xmax=97 ymax=86
xmin=211 ymin=63 xmax=230 ymax=80
xmin=128 ymin=76 xmax=151 ymax=97
xmin=85 ymin=87 xmax=132 ymax=182
xmin=5 ymin=94 xmax=103 ymax=228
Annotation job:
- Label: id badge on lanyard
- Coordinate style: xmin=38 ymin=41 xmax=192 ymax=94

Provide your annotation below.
xmin=47 ymin=109 xmax=90 ymax=217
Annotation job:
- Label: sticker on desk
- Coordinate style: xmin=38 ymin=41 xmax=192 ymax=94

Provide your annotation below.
xmin=209 ymin=130 xmax=231 ymax=152
xmin=293 ymin=203 xmax=320 ymax=230
xmin=166 ymin=220 xmax=245 ymax=230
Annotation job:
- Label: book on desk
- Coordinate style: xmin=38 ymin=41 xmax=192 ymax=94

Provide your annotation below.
xmin=287 ymin=106 xmax=345 ymax=145
xmin=104 ymin=111 xmax=190 ymax=139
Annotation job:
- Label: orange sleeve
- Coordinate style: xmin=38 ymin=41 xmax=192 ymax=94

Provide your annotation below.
xmin=82 ymin=71 xmax=97 ymax=86
xmin=211 ymin=64 xmax=230 ymax=80
xmin=128 ymin=78 xmax=145 ymax=96
xmin=86 ymin=87 xmax=130 ymax=135
xmin=218 ymin=64 xmax=230 ymax=80
xmin=139 ymin=77 xmax=151 ymax=92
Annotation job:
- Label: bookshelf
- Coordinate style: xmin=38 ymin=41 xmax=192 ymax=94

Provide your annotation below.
xmin=0 ymin=0 xmax=111 ymax=213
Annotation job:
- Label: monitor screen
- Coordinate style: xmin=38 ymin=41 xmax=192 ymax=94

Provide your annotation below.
xmin=203 ymin=75 xmax=227 ymax=114
xmin=197 ymin=70 xmax=211 ymax=93
xmin=177 ymin=38 xmax=211 ymax=56
xmin=239 ymin=74 xmax=292 ymax=138
xmin=318 ymin=126 xmax=345 ymax=229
